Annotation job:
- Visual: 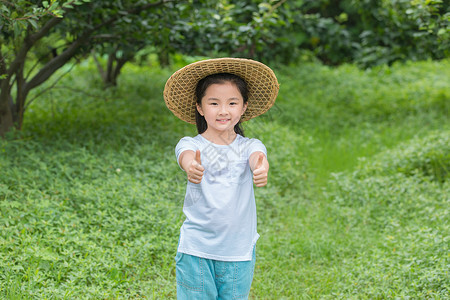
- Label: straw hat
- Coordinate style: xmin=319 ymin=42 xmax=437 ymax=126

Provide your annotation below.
xmin=163 ymin=58 xmax=279 ymax=124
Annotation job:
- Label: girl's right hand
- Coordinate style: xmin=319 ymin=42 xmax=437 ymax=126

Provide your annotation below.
xmin=187 ymin=150 xmax=204 ymax=184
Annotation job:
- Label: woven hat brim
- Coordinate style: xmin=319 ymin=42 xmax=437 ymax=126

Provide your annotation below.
xmin=163 ymin=58 xmax=280 ymax=124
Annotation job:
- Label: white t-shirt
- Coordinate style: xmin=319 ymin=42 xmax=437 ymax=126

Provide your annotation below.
xmin=175 ymin=134 xmax=267 ymax=261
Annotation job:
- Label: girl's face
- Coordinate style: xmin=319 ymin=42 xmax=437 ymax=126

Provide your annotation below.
xmin=196 ymin=82 xmax=247 ymax=137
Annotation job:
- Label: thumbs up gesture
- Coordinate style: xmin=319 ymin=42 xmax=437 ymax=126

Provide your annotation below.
xmin=252 ymin=153 xmax=268 ymax=187
xmin=187 ymin=150 xmax=204 ymax=184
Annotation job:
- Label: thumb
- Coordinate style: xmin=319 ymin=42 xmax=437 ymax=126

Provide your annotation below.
xmin=195 ymin=149 xmax=202 ymax=165
xmin=256 ymin=153 xmax=264 ymax=169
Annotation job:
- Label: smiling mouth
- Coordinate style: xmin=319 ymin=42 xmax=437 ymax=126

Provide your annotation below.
xmin=217 ymin=119 xmax=231 ymax=123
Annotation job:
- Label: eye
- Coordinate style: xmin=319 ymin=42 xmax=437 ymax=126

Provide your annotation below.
xmin=209 ymin=102 xmax=218 ymax=106
xmin=230 ymin=102 xmax=238 ymax=106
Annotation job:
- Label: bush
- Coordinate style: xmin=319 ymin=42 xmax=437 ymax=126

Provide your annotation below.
xmin=357 ymin=131 xmax=450 ymax=182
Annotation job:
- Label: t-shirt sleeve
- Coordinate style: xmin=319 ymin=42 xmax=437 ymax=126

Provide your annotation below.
xmin=245 ymin=138 xmax=267 ymax=159
xmin=175 ymin=137 xmax=198 ymax=169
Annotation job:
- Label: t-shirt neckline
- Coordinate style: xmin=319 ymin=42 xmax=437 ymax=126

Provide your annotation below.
xmin=198 ymin=134 xmax=241 ymax=147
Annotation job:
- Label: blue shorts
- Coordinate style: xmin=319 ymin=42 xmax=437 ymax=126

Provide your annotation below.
xmin=175 ymin=247 xmax=256 ymax=300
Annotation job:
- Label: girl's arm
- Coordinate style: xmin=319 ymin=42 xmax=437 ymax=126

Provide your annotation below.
xmin=179 ymin=150 xmax=204 ymax=184
xmin=249 ymin=151 xmax=269 ymax=187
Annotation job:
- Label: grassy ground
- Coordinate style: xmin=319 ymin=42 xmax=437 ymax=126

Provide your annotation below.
xmin=0 ymin=58 xmax=449 ymax=299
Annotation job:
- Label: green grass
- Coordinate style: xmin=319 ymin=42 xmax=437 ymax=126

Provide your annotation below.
xmin=0 ymin=58 xmax=449 ymax=298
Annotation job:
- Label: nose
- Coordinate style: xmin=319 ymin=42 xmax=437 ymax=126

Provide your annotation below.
xmin=219 ymin=104 xmax=229 ymax=115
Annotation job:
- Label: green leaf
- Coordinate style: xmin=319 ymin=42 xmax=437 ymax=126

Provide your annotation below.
xmin=53 ymin=10 xmax=64 ymax=18
xmin=49 ymin=2 xmax=60 ymax=12
xmin=1 ymin=4 xmax=10 ymax=14
xmin=28 ymin=18 xmax=39 ymax=30
xmin=437 ymin=28 xmax=446 ymax=35
xmin=13 ymin=20 xmax=21 ymax=36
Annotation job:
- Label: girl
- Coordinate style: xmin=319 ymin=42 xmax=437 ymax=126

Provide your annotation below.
xmin=164 ymin=58 xmax=279 ymax=299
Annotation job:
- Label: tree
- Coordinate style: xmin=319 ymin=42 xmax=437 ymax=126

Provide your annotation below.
xmin=88 ymin=0 xmax=294 ymax=87
xmin=160 ymin=0 xmax=295 ymax=64
xmin=275 ymin=0 xmax=449 ymax=67
xmin=0 ymin=0 xmax=173 ymax=137
xmin=88 ymin=1 xmax=191 ymax=87
xmin=1 ymin=0 xmax=295 ymax=137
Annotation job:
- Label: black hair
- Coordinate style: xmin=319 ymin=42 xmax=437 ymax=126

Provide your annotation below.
xmin=195 ymin=73 xmax=248 ymax=136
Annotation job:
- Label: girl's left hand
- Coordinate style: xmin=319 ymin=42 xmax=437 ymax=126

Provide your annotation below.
xmin=252 ymin=153 xmax=268 ymax=187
